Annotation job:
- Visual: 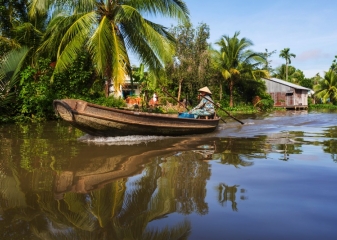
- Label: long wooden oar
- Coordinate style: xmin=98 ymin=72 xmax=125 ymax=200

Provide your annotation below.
xmin=162 ymin=87 xmax=226 ymax=123
xmin=202 ymin=96 xmax=244 ymax=125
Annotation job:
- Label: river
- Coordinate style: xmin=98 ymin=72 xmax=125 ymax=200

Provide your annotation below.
xmin=1 ymin=110 xmax=337 ymax=240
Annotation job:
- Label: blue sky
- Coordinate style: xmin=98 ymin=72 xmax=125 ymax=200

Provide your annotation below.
xmin=133 ymin=0 xmax=337 ymax=78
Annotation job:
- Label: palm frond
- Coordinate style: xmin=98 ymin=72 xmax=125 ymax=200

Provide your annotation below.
xmin=0 ymin=47 xmax=30 ymax=107
xmin=88 ymin=15 xmax=129 ymax=88
xmin=12 ymin=22 xmax=43 ymax=49
xmin=0 ymin=36 xmax=21 ymax=52
xmin=117 ymin=5 xmax=175 ymax=71
xmin=52 ymin=11 xmax=97 ymax=77
xmin=28 ymin=0 xmax=50 ymax=19
xmin=129 ymin=0 xmax=190 ymax=23
xmin=37 ymin=12 xmax=73 ymax=58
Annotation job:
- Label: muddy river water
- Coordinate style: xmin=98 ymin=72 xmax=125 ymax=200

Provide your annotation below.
xmin=1 ymin=110 xmax=337 ymax=239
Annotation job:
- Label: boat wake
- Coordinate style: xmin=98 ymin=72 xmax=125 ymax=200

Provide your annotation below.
xmin=78 ymin=134 xmax=168 ymax=145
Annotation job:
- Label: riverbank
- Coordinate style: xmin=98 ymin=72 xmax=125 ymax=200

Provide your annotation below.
xmin=1 ymin=102 xmax=336 ymax=124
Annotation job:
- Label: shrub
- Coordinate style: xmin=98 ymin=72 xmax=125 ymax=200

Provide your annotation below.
xmin=92 ymin=96 xmax=126 ymax=108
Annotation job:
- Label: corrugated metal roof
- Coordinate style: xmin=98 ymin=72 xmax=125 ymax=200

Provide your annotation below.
xmin=262 ymin=78 xmax=312 ymax=91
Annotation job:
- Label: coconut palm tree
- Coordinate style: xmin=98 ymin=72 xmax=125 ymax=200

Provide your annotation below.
xmin=211 ymin=31 xmax=268 ymax=106
xmin=31 ymin=0 xmax=189 ymax=96
xmin=314 ymin=70 xmax=337 ymax=104
xmin=279 ymin=48 xmax=296 ymax=82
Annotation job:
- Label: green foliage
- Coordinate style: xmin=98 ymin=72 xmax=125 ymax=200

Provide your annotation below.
xmin=257 ymin=97 xmax=274 ymax=111
xmin=18 ymin=61 xmax=54 ymax=121
xmin=132 ymin=63 xmax=152 ymax=106
xmin=36 ymin=0 xmax=189 ymax=95
xmin=91 ymin=96 xmax=126 ymax=108
xmin=53 ymin=53 xmax=97 ymax=99
xmin=300 ymin=78 xmax=313 ymax=89
xmin=235 ymin=78 xmax=267 ymax=103
xmin=262 ymin=49 xmax=276 ymax=74
xmin=211 ymin=31 xmax=268 ymax=106
xmin=166 ymin=22 xmax=211 ymax=101
xmin=0 ymin=0 xmax=29 ymax=38
xmin=0 ymin=37 xmax=19 ymax=59
xmin=313 ymin=70 xmax=337 ymax=104
xmin=13 ymin=55 xmax=99 ymax=122
xmin=272 ymin=64 xmax=304 ymax=84
xmin=0 ymin=47 xmax=29 ymax=115
xmin=310 ymin=104 xmax=337 ymax=109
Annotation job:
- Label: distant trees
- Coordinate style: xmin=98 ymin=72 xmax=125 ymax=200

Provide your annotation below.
xmin=279 ymin=48 xmax=296 ymax=82
xmin=272 ymin=64 xmax=304 ymax=84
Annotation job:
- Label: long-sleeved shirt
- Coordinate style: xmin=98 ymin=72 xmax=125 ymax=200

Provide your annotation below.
xmin=190 ymin=95 xmax=215 ymax=115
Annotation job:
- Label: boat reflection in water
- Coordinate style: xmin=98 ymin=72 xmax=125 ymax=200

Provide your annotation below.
xmin=54 ymin=136 xmax=221 ymax=200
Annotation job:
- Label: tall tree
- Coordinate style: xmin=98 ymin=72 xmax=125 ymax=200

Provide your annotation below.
xmin=211 ymin=31 xmax=268 ymax=106
xmin=314 ymin=70 xmax=337 ymax=104
xmin=262 ymin=48 xmax=276 ymax=74
xmin=33 ymin=0 xmax=189 ymax=96
xmin=279 ymin=48 xmax=296 ymax=82
xmin=166 ymin=22 xmax=210 ymax=101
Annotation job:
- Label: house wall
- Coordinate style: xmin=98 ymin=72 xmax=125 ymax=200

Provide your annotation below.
xmin=263 ymin=79 xmax=308 ymax=106
xmin=296 ymin=89 xmax=308 ymax=105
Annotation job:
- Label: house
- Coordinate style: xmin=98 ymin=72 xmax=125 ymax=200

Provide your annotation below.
xmin=261 ymin=78 xmax=313 ymax=110
xmin=109 ymin=75 xmax=141 ymax=99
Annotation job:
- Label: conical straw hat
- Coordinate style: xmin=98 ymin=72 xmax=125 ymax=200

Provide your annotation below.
xmin=198 ymin=86 xmax=212 ymax=95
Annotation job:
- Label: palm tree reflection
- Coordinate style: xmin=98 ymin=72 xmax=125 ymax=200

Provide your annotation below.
xmin=217 ymin=183 xmax=248 ymax=212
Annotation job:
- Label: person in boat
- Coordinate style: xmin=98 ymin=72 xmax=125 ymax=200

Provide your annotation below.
xmin=189 ymin=86 xmax=215 ymax=118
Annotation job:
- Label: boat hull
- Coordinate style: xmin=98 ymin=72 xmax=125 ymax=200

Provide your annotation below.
xmin=53 ymin=99 xmax=219 ymax=137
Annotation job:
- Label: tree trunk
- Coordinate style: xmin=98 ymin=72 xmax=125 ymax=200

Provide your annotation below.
xmin=229 ymin=79 xmax=233 ymax=107
xmin=286 ymin=61 xmax=288 ymax=82
xmin=219 ymin=81 xmax=223 ymax=101
xmin=177 ymin=78 xmax=183 ymax=102
xmin=105 ymin=80 xmax=109 ymax=97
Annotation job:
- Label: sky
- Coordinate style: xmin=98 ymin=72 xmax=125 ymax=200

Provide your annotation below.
xmin=131 ymin=0 xmax=337 ymax=78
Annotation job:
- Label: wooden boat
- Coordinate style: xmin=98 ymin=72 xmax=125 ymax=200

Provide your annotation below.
xmin=53 ymin=99 xmax=220 ymax=137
